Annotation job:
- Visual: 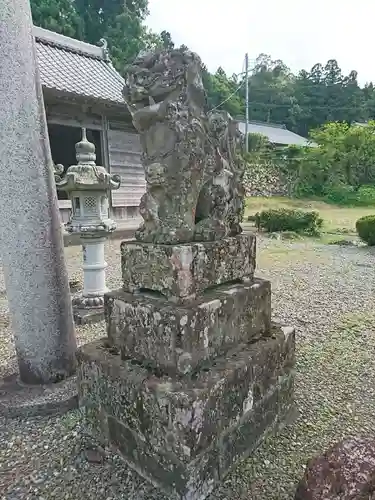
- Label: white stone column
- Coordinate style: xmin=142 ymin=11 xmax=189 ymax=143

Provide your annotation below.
xmin=81 ymin=237 xmax=108 ymax=306
xmin=0 ymin=0 xmax=77 ymax=384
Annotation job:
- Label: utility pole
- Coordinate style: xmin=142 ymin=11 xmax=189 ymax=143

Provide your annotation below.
xmin=245 ymin=53 xmax=249 ymax=153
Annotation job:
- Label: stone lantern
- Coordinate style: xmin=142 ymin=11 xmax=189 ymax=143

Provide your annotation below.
xmin=55 ymin=128 xmax=120 ymax=324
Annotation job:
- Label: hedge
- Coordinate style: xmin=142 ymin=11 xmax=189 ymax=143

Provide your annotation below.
xmin=356 ymin=215 xmax=375 ymax=245
xmin=255 ymin=208 xmax=323 ymax=235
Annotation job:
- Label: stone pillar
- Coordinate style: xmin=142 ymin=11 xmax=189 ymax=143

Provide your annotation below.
xmin=0 ymin=0 xmax=77 ymax=384
xmin=81 ymin=238 xmax=108 ymax=301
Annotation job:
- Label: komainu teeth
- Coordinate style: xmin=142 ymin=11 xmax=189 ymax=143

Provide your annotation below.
xmin=149 ymin=96 xmax=156 ymax=106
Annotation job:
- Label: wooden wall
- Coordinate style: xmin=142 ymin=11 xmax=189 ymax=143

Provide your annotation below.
xmin=107 ymin=122 xmax=145 ymax=208
xmin=44 ymin=97 xmax=146 ymax=215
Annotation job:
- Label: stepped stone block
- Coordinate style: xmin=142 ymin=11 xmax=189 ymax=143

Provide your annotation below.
xmin=105 ymin=278 xmax=271 ymax=375
xmin=121 ymin=234 xmax=256 ymax=303
xmin=77 ymin=325 xmax=295 ymax=500
xmin=77 ymin=45 xmax=296 ymax=500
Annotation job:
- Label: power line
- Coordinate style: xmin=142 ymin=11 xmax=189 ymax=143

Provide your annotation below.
xmin=209 ymin=58 xmax=372 ymax=123
xmin=210 ymin=82 xmax=246 ymax=112
xmin=210 ymin=55 xmax=248 ymax=112
xmin=210 ymin=83 xmax=367 ymax=114
xmin=246 ymin=101 xmax=368 ymax=111
xmin=209 ymin=57 xmax=266 ymax=112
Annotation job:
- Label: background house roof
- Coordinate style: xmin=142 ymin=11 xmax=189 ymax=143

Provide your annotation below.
xmin=33 ymin=26 xmax=125 ymax=105
xmin=236 ymin=119 xmax=311 ymax=146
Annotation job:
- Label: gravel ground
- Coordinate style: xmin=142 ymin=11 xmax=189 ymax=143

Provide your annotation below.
xmin=1 ymin=236 xmax=375 ymax=499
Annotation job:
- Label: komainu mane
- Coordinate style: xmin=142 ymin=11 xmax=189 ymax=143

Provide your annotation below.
xmin=123 ymin=48 xmax=245 ymax=244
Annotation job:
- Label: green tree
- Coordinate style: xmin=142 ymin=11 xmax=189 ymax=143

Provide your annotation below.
xmin=31 ymin=0 xmax=166 ymax=69
xmin=160 ymin=30 xmax=174 ymax=49
xmin=74 ymin=0 xmax=149 ymax=68
xmin=30 ymin=1 xmax=375 ymax=136
xmin=291 ymin=60 xmax=368 ymax=134
xmin=363 ymin=83 xmax=375 ymax=120
xmin=237 ymin=54 xmax=296 ymax=127
xmin=287 ymin=121 xmax=375 ymax=197
xmin=206 ymin=68 xmax=243 ymax=117
xmin=244 ymin=132 xmax=272 ymax=164
xmin=101 ymin=8 xmax=149 ymax=70
xmin=311 ymin=121 xmax=375 ymax=187
xmin=73 ymin=0 xmax=148 ymax=45
xmin=31 ymin=0 xmax=82 ymax=38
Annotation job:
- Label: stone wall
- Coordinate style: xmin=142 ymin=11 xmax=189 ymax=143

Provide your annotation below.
xmin=244 ymin=161 xmax=290 ymax=198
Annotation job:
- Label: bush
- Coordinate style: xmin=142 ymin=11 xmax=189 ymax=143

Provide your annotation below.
xmin=324 ymin=184 xmax=356 ymax=205
xmin=355 ymin=186 xmax=375 ymax=206
xmin=324 ymin=184 xmax=375 ymax=206
xmin=356 ymin=215 xmax=375 ymax=245
xmin=255 ymin=208 xmax=323 ymax=235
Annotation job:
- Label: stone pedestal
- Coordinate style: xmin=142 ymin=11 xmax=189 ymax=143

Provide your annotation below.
xmin=72 ymin=306 xmax=105 ymax=326
xmin=105 ymin=277 xmax=271 ymax=375
xmin=77 ymin=234 xmax=295 ymax=499
xmin=72 ymin=236 xmax=108 ymax=325
xmin=121 ymin=235 xmax=256 ymax=302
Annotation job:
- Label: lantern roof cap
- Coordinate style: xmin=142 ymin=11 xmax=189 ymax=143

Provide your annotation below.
xmin=54 ymin=128 xmax=121 ymax=192
xmin=76 ymin=128 xmax=96 ymax=165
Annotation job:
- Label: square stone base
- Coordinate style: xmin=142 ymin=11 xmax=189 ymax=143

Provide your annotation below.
xmin=121 ymin=234 xmax=256 ymax=303
xmin=77 ymin=326 xmax=295 ymax=500
xmin=73 ymin=306 xmax=105 ymax=325
xmin=105 ymin=278 xmax=271 ymax=375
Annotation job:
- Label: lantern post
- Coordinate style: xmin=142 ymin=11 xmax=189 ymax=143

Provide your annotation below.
xmin=55 ymin=128 xmax=120 ymax=324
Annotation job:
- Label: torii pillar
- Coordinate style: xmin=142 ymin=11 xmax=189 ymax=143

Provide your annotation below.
xmin=0 ymin=0 xmax=77 ymax=384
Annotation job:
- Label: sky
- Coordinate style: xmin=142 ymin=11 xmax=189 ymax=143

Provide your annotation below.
xmin=146 ymin=0 xmax=375 ymax=85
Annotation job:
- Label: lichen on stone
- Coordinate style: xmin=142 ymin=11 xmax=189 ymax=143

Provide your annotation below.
xmin=123 ymin=48 xmax=245 ymax=244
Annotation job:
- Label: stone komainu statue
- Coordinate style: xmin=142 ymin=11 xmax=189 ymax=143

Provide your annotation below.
xmin=123 ymin=48 xmax=245 ymax=244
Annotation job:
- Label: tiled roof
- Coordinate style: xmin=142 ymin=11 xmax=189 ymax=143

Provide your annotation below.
xmin=34 ymin=26 xmax=125 ymax=105
xmin=236 ymin=120 xmax=311 ymax=146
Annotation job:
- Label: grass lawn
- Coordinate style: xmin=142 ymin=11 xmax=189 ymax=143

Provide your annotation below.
xmin=245 ymin=196 xmax=375 ymax=235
